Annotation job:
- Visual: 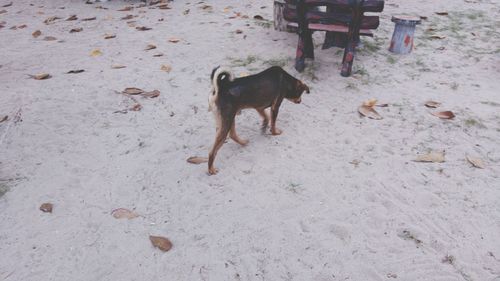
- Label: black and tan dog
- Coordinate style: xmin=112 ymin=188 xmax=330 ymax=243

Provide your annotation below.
xmin=207 ymin=66 xmax=310 ymax=175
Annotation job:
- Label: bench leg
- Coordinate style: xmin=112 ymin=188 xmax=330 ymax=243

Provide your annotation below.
xmin=340 ymin=2 xmax=363 ymax=77
xmin=295 ymin=35 xmax=306 ymax=72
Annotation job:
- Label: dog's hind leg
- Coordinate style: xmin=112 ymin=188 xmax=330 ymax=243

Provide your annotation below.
xmin=230 ymin=121 xmax=249 ymax=146
xmin=208 ymin=115 xmax=233 ymax=175
xmin=256 ymin=108 xmax=270 ymax=134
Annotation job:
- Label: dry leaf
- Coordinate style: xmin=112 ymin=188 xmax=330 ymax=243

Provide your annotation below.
xmin=158 ymin=4 xmax=170 ymax=9
xmin=136 ymin=26 xmax=152 ymax=31
xmin=414 ymin=151 xmax=445 ymax=163
xmin=44 ymin=16 xmax=61 ymax=24
xmin=66 ymin=14 xmax=78 ymax=21
xmin=118 ymin=6 xmax=133 ymax=11
xmin=90 ymin=49 xmax=102 ymax=57
xmin=70 ymin=27 xmax=82 ymax=33
xmin=40 ymin=203 xmax=53 ymax=213
xmin=235 ymin=29 xmax=243 ymax=34
xmin=0 ymin=10 xmax=7 ymax=15
xmin=358 ymin=105 xmax=382 ymax=120
xmin=111 ymin=208 xmax=139 ymax=219
xmin=431 ymin=111 xmax=455 ymax=119
xmin=187 ymin=156 xmax=208 ymax=164
xmin=111 ymin=64 xmax=126 ymax=69
xmin=121 ymin=14 xmax=134 ymax=20
xmin=104 ymin=33 xmax=116 ymax=39
xmin=435 ymin=12 xmax=449 ymax=16
xmin=436 ymin=47 xmax=446 ymax=51
xmin=362 ymin=98 xmax=378 ymax=107
xmin=153 ymin=53 xmax=164 ymax=57
xmin=145 ymin=44 xmax=156 ymax=50
xmin=82 ymin=16 xmax=96 ymax=21
xmin=67 ymin=69 xmax=84 ymax=74
xmin=254 ymin=15 xmax=264 ymax=20
xmin=142 ymin=90 xmax=160 ymax=98
xmin=425 ymin=101 xmax=441 ymax=108
xmin=149 ymin=235 xmax=172 ymax=252
xmin=30 ymin=73 xmax=51 ymax=80
xmin=161 ymin=64 xmax=172 ymax=72
xmin=168 ymin=38 xmax=180 ymax=43
xmin=420 ymin=16 xmax=428 ymax=20
xmin=32 ymin=30 xmax=42 ymax=38
xmin=466 ymin=155 xmax=485 ymax=169
xmin=122 ymin=87 xmax=144 ymax=95
xmin=43 ymin=36 xmax=57 ymax=41
xmin=429 ymin=35 xmax=446 ymax=40
xmin=0 ymin=115 xmax=8 ymax=123
xmin=17 ymin=24 xmax=27 ymax=29
xmin=2 ymin=2 xmax=12 ymax=7
xmin=130 ymin=103 xmax=142 ymax=111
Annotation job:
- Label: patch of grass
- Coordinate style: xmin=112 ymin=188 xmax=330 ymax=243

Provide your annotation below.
xmin=353 ymin=66 xmax=368 ymax=76
xmin=285 ymin=183 xmax=302 ymax=194
xmin=464 ymin=118 xmax=486 ymax=128
xmin=302 ymin=63 xmax=318 ymax=81
xmin=345 ymin=81 xmax=358 ymax=90
xmin=450 ymin=82 xmax=459 ymax=90
xmin=228 ymin=55 xmax=259 ymax=67
xmin=480 ymin=101 xmax=500 ymax=107
xmin=387 ymin=56 xmax=397 ymax=64
xmin=254 ymin=19 xmax=273 ymax=29
xmin=263 ymin=56 xmax=291 ymax=68
xmin=0 ymin=183 xmax=9 ymax=198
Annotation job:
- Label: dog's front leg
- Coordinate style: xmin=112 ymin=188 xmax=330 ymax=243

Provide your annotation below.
xmin=270 ymin=98 xmax=283 ymax=135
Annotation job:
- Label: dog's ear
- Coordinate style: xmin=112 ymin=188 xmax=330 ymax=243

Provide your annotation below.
xmin=302 ymin=83 xmax=310 ymax=94
xmin=297 ymin=80 xmax=310 ymax=94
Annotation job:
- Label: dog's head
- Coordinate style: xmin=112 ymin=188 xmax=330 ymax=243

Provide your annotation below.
xmin=286 ymin=80 xmax=310 ymax=104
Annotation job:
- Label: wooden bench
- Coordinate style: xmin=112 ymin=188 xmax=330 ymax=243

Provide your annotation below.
xmin=278 ymin=0 xmax=384 ymax=77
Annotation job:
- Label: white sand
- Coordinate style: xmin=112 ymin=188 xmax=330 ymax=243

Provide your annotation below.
xmin=1 ymin=0 xmax=500 ymax=280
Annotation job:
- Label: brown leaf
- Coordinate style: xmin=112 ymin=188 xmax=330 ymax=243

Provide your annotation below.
xmin=111 ymin=64 xmax=126 ymax=69
xmin=104 ymin=33 xmax=116 ymax=39
xmin=32 ymin=30 xmax=42 ymax=38
xmin=90 ymin=49 xmax=102 ymax=57
xmin=136 ymin=26 xmax=152 ymax=31
xmin=466 ymin=155 xmax=485 ymax=169
xmin=70 ymin=27 xmax=83 ymax=33
xmin=414 ymin=151 xmax=445 ymax=163
xmin=358 ymin=105 xmax=382 ymax=119
xmin=153 ymin=53 xmax=164 ymax=57
xmin=66 ymin=14 xmax=78 ymax=21
xmin=2 ymin=2 xmax=12 ymax=7
xmin=160 ymin=64 xmax=172 ymax=72
xmin=362 ymin=98 xmax=378 ymax=107
xmin=30 ymin=73 xmax=51 ymax=80
xmin=435 ymin=12 xmax=449 ymax=16
xmin=436 ymin=47 xmax=446 ymax=51
xmin=142 ymin=90 xmax=160 ymax=98
xmin=254 ymin=15 xmax=264 ymax=20
xmin=0 ymin=10 xmax=7 ymax=15
xmin=145 ymin=44 xmax=156 ymax=50
xmin=420 ymin=16 xmax=428 ymax=20
xmin=43 ymin=36 xmax=57 ymax=41
xmin=187 ymin=156 xmax=208 ymax=164
xmin=431 ymin=111 xmax=455 ymax=119
xmin=111 ymin=208 xmax=139 ymax=219
xmin=121 ymin=14 xmax=134 ymax=20
xmin=235 ymin=29 xmax=243 ymax=34
xmin=429 ymin=35 xmax=446 ymax=40
xmin=158 ymin=4 xmax=170 ymax=9
xmin=67 ymin=69 xmax=84 ymax=74
xmin=82 ymin=16 xmax=96 ymax=21
xmin=122 ymin=87 xmax=144 ymax=95
xmin=425 ymin=101 xmax=441 ymax=108
xmin=200 ymin=4 xmax=212 ymax=10
xmin=130 ymin=103 xmax=142 ymax=111
xmin=17 ymin=24 xmax=27 ymax=29
xmin=0 ymin=115 xmax=8 ymax=123
xmin=44 ymin=16 xmax=61 ymax=24
xmin=118 ymin=6 xmax=133 ymax=11
xmin=39 ymin=203 xmax=53 ymax=213
xmin=149 ymin=235 xmax=172 ymax=252
xmin=168 ymin=38 xmax=180 ymax=43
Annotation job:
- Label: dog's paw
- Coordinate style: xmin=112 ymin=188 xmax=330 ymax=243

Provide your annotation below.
xmin=271 ymin=128 xmax=282 ymax=135
xmin=238 ymin=139 xmax=249 ymax=146
xmin=208 ymin=167 xmax=219 ymax=175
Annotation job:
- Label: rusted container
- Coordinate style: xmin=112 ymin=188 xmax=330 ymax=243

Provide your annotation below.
xmin=389 ymin=15 xmax=421 ymax=54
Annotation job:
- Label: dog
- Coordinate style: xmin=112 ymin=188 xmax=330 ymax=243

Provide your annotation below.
xmin=207 ymin=66 xmax=310 ymax=175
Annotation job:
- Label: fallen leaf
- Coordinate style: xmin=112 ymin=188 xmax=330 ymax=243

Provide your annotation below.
xmin=362 ymin=98 xmax=378 ymax=107
xmin=153 ymin=53 xmax=164 ymax=57
xmin=254 ymin=15 xmax=264 ymax=20
xmin=425 ymin=101 xmax=441 ymax=108
xmin=136 ymin=26 xmax=152 ymax=31
xmin=0 ymin=10 xmax=7 ymax=14
xmin=66 ymin=14 xmax=78 ymax=21
xmin=0 ymin=115 xmax=8 ymax=123
xmin=82 ymin=16 xmax=96 ymax=21
xmin=429 ymin=35 xmax=446 ymax=40
xmin=414 ymin=151 xmax=445 ymax=163
xmin=44 ymin=16 xmax=61 ymax=24
xmin=39 ymin=203 xmax=53 ymax=213
xmin=111 ymin=64 xmax=126 ymax=69
xmin=67 ymin=69 xmax=84 ymax=74
xmin=168 ymin=38 xmax=180 ymax=43
xmin=90 ymin=49 xmax=102 ymax=57
xmin=43 ymin=36 xmax=57 ymax=41
xmin=118 ymin=6 xmax=133 ymax=11
xmin=121 ymin=14 xmax=133 ymax=20
xmin=183 ymin=9 xmax=190 ymax=15
xmin=187 ymin=156 xmax=208 ymax=164
xmin=161 ymin=64 xmax=172 ymax=72
xmin=235 ymin=29 xmax=243 ymax=34
xmin=466 ymin=155 xmax=485 ymax=169
xmin=149 ymin=235 xmax=172 ymax=252
xmin=431 ymin=111 xmax=455 ymax=119
xmin=130 ymin=103 xmax=142 ymax=111
xmin=358 ymin=105 xmax=382 ymax=120
xmin=122 ymin=87 xmax=144 ymax=95
xmin=145 ymin=44 xmax=156 ymax=50
xmin=142 ymin=90 xmax=160 ymax=98
xmin=420 ymin=16 xmax=428 ymax=20
xmin=435 ymin=12 xmax=449 ymax=16
xmin=17 ymin=24 xmax=27 ymax=29
xmin=32 ymin=30 xmax=42 ymax=38
xmin=200 ymin=4 xmax=212 ymax=10
xmin=2 ymin=2 xmax=12 ymax=7
xmin=111 ymin=208 xmax=139 ymax=219
xmin=69 ymin=27 xmax=83 ymax=33
xmin=104 ymin=33 xmax=116 ymax=39
xmin=158 ymin=4 xmax=170 ymax=9
xmin=436 ymin=47 xmax=446 ymax=51
xmin=30 ymin=73 xmax=51 ymax=80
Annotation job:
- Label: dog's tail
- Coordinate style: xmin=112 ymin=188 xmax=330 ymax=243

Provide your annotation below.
xmin=211 ymin=66 xmax=234 ymax=94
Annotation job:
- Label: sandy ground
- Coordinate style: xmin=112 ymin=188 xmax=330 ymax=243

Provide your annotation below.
xmin=1 ymin=0 xmax=500 ymax=280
